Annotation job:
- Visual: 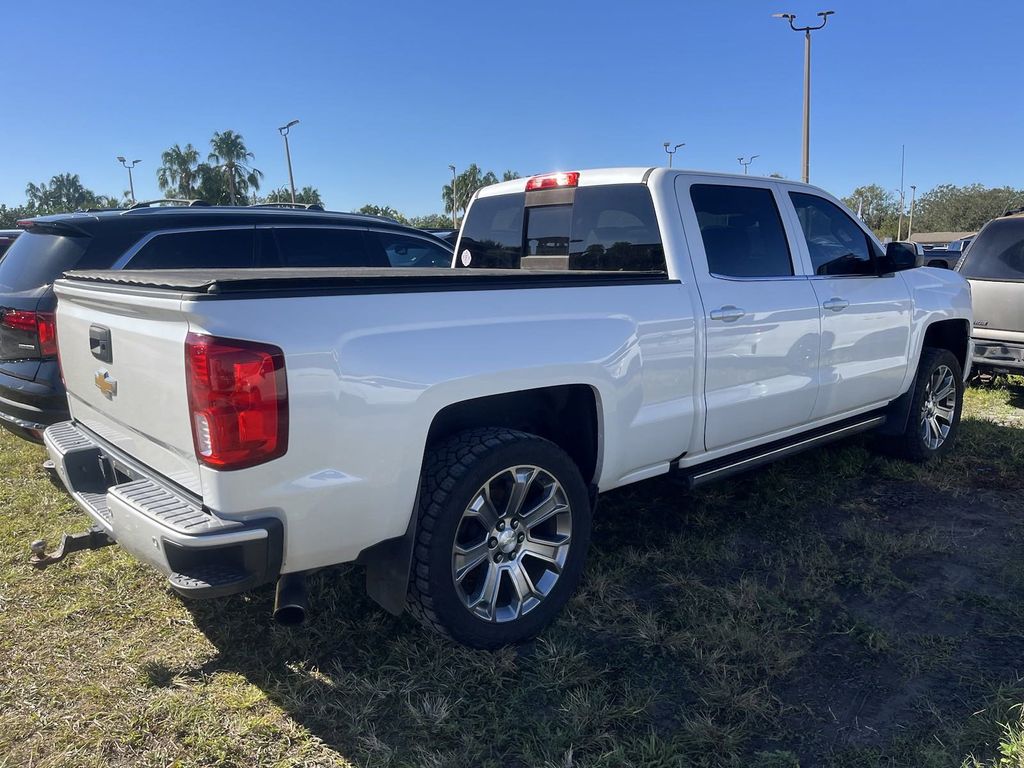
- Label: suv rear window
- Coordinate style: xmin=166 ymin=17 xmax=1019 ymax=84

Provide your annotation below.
xmin=0 ymin=230 xmax=88 ymax=292
xmin=458 ymin=184 xmax=666 ymax=272
xmin=957 ymin=218 xmax=1024 ymax=281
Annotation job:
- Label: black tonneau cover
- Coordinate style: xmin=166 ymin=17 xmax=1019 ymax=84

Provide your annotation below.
xmin=61 ymin=267 xmax=672 ymax=296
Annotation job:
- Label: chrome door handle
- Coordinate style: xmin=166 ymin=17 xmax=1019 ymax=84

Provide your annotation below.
xmin=823 ymin=298 xmax=849 ymax=312
xmin=709 ymin=305 xmax=745 ymax=322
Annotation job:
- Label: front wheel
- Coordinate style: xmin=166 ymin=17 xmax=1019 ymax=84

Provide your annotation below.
xmin=407 ymin=428 xmax=592 ymax=649
xmin=891 ymin=347 xmax=964 ymax=462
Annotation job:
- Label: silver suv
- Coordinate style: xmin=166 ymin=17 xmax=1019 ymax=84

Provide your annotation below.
xmin=956 ymin=213 xmax=1024 ymax=374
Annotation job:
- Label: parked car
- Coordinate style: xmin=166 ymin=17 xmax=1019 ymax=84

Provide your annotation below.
xmin=422 ymin=227 xmax=459 ymax=246
xmin=955 ymin=212 xmax=1024 ymax=374
xmin=0 ymin=204 xmax=452 ymax=441
xmin=0 ymin=229 xmax=20 ymax=260
xmin=40 ymin=168 xmax=971 ymax=648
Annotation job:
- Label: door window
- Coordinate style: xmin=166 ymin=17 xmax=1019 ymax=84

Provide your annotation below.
xmin=689 ymin=184 xmax=794 ymax=277
xmin=789 ymin=193 xmax=878 ymax=276
xmin=125 ymin=228 xmax=254 ymax=270
xmin=374 ymin=232 xmax=453 ymax=267
xmin=273 ymin=227 xmax=382 ymax=267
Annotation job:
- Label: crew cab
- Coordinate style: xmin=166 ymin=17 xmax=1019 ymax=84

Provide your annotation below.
xmin=41 ymin=168 xmax=972 ymax=648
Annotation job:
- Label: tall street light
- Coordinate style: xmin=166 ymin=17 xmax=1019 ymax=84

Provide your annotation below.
xmin=773 ymin=10 xmax=834 ymax=183
xmin=116 ymin=156 xmax=141 ymax=204
xmin=663 ymin=142 xmax=684 ymax=168
xmin=738 ymin=155 xmax=760 ymax=175
xmin=908 ymin=185 xmax=917 ymax=239
xmin=278 ymin=119 xmax=299 ymax=204
xmin=449 ymin=164 xmax=458 ymax=228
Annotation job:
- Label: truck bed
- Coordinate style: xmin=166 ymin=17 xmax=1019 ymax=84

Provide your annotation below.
xmin=61 ymin=267 xmax=673 ymax=296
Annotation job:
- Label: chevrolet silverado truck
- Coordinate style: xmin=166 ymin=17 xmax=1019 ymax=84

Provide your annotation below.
xmin=40 ymin=168 xmax=973 ymax=648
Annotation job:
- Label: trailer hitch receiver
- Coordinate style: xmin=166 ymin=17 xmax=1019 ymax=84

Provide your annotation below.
xmin=30 ymin=526 xmax=115 ymax=569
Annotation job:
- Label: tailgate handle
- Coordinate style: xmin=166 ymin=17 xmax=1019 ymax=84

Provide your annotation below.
xmin=89 ymin=325 xmax=113 ymax=364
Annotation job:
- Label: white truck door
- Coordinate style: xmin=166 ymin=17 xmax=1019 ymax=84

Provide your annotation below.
xmin=677 ymin=177 xmax=821 ymax=452
xmin=784 ymin=191 xmax=913 ymax=419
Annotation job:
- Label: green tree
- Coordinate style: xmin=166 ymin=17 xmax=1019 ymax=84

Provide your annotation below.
xmin=0 ymin=204 xmax=33 ymax=228
xmin=24 ymin=173 xmax=109 ymax=214
xmin=356 ymin=204 xmax=407 ymax=223
xmin=442 ymin=164 xmax=517 ymax=222
xmin=842 ymin=184 xmax=900 ymax=240
xmin=207 ymin=131 xmax=263 ymax=205
xmin=157 ymin=143 xmax=201 ymax=199
xmin=408 ymin=213 xmax=454 ymax=229
xmin=263 ymin=186 xmax=324 ymax=206
xmin=912 ymin=184 xmax=1023 ymax=234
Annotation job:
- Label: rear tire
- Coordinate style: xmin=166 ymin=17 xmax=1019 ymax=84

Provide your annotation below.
xmin=407 ymin=428 xmax=592 ymax=649
xmin=889 ymin=347 xmax=964 ymax=462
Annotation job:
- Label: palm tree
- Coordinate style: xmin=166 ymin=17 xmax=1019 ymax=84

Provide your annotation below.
xmin=207 ymin=131 xmax=263 ymax=205
xmin=25 ymin=173 xmax=101 ymax=213
xmin=157 ymin=143 xmax=201 ymax=199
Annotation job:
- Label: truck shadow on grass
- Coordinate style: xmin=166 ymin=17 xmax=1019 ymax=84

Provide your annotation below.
xmin=178 ymin=414 xmax=1024 ymax=768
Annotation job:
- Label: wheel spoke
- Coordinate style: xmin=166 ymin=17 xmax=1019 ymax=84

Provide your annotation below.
xmin=934 ymin=379 xmax=955 ymax=402
xmin=471 ymin=562 xmax=502 ymax=620
xmin=504 ymin=467 xmax=538 ymax=518
xmin=522 ymin=536 xmax=567 ymax=569
xmin=508 ymin=562 xmax=537 ymax=616
xmin=453 ymin=540 xmax=490 ymax=583
xmin=465 ymin=492 xmax=500 ymax=531
xmin=520 ymin=483 xmax=568 ymax=530
xmin=934 ymin=404 xmax=954 ymax=423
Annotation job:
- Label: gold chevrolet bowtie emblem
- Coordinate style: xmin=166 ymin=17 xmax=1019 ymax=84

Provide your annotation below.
xmin=94 ymin=370 xmax=117 ymax=399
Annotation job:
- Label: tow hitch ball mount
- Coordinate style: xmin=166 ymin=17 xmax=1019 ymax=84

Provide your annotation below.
xmin=29 ymin=526 xmax=115 ymax=569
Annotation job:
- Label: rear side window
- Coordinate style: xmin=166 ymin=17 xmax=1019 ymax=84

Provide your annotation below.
xmin=274 ymin=227 xmax=383 ymax=268
xmin=0 ymin=230 xmax=88 ymax=291
xmin=690 ymin=184 xmax=793 ymax=277
xmin=373 ymin=231 xmax=452 ymax=268
xmin=789 ymin=193 xmax=877 ymax=276
xmin=459 ymin=185 xmax=665 ymax=272
xmin=126 ymin=228 xmax=254 ymax=270
xmin=957 ymin=219 xmax=1024 ymax=281
xmin=458 ymin=193 xmax=525 ymax=268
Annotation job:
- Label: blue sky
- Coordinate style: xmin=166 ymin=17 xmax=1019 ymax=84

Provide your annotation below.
xmin=2 ymin=0 xmax=1020 ymax=215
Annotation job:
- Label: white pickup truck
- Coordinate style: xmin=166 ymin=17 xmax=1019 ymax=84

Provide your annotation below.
xmin=41 ymin=168 xmax=972 ymax=648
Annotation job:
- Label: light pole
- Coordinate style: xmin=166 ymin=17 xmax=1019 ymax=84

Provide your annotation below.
xmin=449 ymin=164 xmax=458 ymax=228
xmin=116 ymin=156 xmax=141 ymax=204
xmin=896 ymin=144 xmax=906 ymax=240
xmin=738 ymin=155 xmax=760 ymax=175
xmin=908 ymin=185 xmax=917 ymax=239
xmin=663 ymin=142 xmax=684 ymax=168
xmin=278 ymin=119 xmax=299 ymax=204
xmin=773 ymin=10 xmax=834 ymax=183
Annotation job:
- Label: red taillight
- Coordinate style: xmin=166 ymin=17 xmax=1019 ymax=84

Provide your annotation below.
xmin=36 ymin=313 xmax=57 ymax=357
xmin=1 ymin=310 xmax=58 ymax=357
xmin=525 ymin=172 xmax=580 ymax=191
xmin=184 ymin=332 xmax=288 ymax=470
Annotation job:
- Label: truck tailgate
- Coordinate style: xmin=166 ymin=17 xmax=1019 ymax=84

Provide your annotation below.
xmin=54 ymin=281 xmax=202 ymax=494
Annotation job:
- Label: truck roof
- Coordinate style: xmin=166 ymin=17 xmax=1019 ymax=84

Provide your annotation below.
xmin=476 ymin=167 xmax=827 ymax=199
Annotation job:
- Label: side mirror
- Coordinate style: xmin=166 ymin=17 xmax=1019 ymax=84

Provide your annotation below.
xmin=881 ymin=241 xmax=924 ymax=273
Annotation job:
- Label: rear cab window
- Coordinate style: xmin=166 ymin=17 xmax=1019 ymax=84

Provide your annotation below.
xmin=457 ymin=183 xmax=666 ymax=273
xmin=957 ymin=218 xmax=1024 ymax=281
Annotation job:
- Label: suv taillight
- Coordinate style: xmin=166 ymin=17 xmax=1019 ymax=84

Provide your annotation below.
xmin=184 ymin=332 xmax=288 ymax=470
xmin=1 ymin=310 xmax=58 ymax=357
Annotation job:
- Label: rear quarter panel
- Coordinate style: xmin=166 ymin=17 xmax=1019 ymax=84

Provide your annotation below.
xmin=186 ymin=282 xmax=698 ymax=571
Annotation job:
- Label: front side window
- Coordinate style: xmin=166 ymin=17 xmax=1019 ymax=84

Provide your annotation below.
xmin=690 ymin=184 xmax=793 ymax=278
xmin=789 ymin=193 xmax=877 ymax=276
xmin=374 ymin=232 xmax=452 ymax=268
xmin=273 ymin=227 xmax=382 ymax=268
xmin=126 ymin=228 xmax=254 ymax=270
xmin=956 ymin=219 xmax=1024 ymax=281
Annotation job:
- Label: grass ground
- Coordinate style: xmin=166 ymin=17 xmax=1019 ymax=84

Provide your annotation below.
xmin=2 ymin=382 xmax=1024 ymax=768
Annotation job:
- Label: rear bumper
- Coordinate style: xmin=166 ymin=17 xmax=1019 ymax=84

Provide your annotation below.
xmin=0 ymin=360 xmax=69 ymax=441
xmin=972 ymin=338 xmax=1024 ymax=373
xmin=43 ymin=421 xmax=283 ymax=598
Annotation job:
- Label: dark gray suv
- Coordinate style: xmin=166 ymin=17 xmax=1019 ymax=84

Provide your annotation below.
xmin=0 ymin=205 xmax=452 ymax=441
xmin=955 ymin=212 xmax=1024 ymax=374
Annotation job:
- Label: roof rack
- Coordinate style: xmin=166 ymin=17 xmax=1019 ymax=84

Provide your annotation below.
xmin=249 ymin=202 xmax=326 ymax=211
xmin=126 ymin=198 xmax=212 ymax=211
xmin=1002 ymin=205 xmax=1024 ymax=217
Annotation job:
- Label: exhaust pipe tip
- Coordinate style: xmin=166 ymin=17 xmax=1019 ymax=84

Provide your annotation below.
xmin=273 ymin=573 xmax=308 ymax=626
